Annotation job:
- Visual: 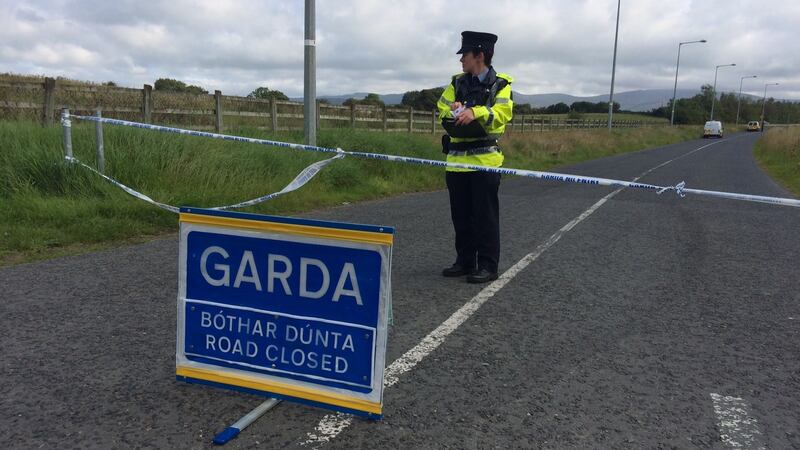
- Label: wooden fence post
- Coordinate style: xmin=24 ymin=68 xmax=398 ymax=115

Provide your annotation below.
xmin=142 ymin=84 xmax=152 ymax=124
xmin=408 ymin=107 xmax=413 ymax=132
xmin=522 ymin=115 xmax=527 ymax=133
xmin=214 ymin=90 xmax=223 ymax=132
xmin=382 ymin=104 xmax=387 ymax=131
xmin=431 ymin=109 xmax=436 ymax=134
xmin=43 ymin=77 xmax=56 ymax=127
xmin=270 ymin=98 xmax=278 ymax=131
xmin=350 ymin=103 xmax=356 ymax=128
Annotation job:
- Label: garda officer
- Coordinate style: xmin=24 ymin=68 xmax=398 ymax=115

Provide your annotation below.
xmin=437 ymin=31 xmax=513 ymax=283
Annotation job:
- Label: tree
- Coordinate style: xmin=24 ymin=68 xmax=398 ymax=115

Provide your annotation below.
xmin=401 ymin=87 xmax=445 ymax=110
xmin=343 ymin=93 xmax=385 ymax=107
xmin=154 ymin=78 xmax=208 ymax=94
xmin=648 ymin=84 xmax=800 ymax=124
xmin=247 ymin=86 xmax=289 ymax=101
xmin=569 ymin=101 xmax=597 ymax=113
xmin=545 ymin=102 xmax=570 ymax=114
xmin=514 ymin=103 xmax=536 ymax=115
xmin=569 ymin=101 xmax=619 ymax=113
xmin=362 ymin=93 xmax=384 ymax=106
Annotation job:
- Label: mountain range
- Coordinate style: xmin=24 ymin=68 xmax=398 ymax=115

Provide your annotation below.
xmin=293 ymin=88 xmax=770 ymax=112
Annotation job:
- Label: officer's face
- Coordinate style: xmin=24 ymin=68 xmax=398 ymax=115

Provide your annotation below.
xmin=460 ymin=51 xmax=483 ymax=74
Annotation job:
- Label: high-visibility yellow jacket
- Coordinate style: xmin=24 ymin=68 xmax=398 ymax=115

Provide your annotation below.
xmin=437 ymin=69 xmax=514 ymax=172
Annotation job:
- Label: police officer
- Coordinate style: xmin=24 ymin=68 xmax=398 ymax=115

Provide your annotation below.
xmin=437 ymin=31 xmax=514 ymax=283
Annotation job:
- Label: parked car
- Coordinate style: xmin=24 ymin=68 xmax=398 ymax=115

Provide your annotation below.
xmin=747 ymin=121 xmax=760 ymax=132
xmin=703 ymin=121 xmax=723 ymax=138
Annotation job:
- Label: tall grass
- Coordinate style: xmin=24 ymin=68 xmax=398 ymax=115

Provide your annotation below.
xmin=754 ymin=126 xmax=800 ymax=196
xmin=0 ymin=121 xmax=699 ymax=264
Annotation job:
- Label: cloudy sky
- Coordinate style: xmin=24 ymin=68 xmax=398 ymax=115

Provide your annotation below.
xmin=1 ymin=0 xmax=798 ymax=99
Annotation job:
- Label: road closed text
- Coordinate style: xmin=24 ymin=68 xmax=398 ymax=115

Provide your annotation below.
xmin=185 ymin=301 xmax=374 ymax=389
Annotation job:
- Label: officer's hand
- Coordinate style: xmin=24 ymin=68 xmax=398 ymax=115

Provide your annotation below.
xmin=450 ymin=102 xmax=463 ymax=111
xmin=454 ymin=107 xmax=476 ymax=125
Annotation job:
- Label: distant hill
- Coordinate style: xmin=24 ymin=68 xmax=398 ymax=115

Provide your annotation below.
xmin=512 ymin=89 xmax=692 ymax=111
xmin=300 ymin=88 xmax=770 ymax=112
xmin=291 ymin=92 xmax=405 ymax=106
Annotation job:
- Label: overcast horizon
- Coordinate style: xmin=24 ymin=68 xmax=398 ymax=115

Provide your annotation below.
xmin=1 ymin=0 xmax=798 ymax=100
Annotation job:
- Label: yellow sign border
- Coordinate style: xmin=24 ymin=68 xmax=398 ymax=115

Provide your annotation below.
xmin=177 ymin=366 xmax=382 ymax=415
xmin=180 ymin=212 xmax=393 ymax=246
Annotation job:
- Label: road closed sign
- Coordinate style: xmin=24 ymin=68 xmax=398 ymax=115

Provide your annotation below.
xmin=176 ymin=207 xmax=394 ymax=418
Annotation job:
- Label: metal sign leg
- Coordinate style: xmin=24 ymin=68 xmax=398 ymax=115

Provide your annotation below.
xmin=213 ymin=398 xmax=282 ymax=445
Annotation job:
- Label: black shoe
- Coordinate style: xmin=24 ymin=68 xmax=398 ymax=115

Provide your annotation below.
xmin=442 ymin=263 xmax=473 ymax=277
xmin=467 ymin=268 xmax=498 ymax=284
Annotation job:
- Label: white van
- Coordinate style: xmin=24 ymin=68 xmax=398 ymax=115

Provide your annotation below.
xmin=703 ymin=121 xmax=723 ymax=138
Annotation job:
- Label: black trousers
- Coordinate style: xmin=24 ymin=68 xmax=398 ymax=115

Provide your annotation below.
xmin=445 ymin=171 xmax=501 ymax=273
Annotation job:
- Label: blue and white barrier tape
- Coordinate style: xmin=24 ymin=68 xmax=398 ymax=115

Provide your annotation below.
xmin=67 ymin=114 xmax=800 ymax=209
xmin=65 ymin=153 xmax=343 ymax=213
xmin=65 ymin=156 xmax=180 ymax=213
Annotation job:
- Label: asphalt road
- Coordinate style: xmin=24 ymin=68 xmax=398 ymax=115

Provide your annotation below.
xmin=2 ymin=132 xmax=799 ymax=449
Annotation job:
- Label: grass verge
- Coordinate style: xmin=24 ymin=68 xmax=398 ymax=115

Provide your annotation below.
xmin=1 ymin=121 xmax=699 ymax=266
xmin=754 ymin=126 xmax=800 ymax=196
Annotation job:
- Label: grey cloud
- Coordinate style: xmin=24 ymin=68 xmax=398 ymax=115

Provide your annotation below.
xmin=0 ymin=0 xmax=797 ymax=100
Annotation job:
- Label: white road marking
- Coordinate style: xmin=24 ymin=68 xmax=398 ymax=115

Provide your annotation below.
xmin=301 ymin=138 xmax=728 ymax=447
xmin=710 ymin=393 xmax=766 ymax=449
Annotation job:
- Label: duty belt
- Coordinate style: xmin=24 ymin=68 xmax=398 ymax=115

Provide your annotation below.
xmin=448 ymin=145 xmax=501 ymax=157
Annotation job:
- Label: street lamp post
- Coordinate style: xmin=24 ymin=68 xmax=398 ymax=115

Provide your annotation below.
xmin=735 ymin=75 xmax=757 ymax=126
xmin=303 ymin=0 xmax=316 ymax=146
xmin=607 ymin=0 xmax=621 ymax=131
xmin=670 ymin=39 xmax=706 ymax=126
xmin=760 ymin=82 xmax=779 ymax=133
xmin=710 ymin=63 xmax=736 ymax=121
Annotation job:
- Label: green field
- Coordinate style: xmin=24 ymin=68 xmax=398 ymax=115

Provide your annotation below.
xmin=0 ymin=121 xmax=700 ymax=265
xmin=754 ymin=126 xmax=800 ymax=196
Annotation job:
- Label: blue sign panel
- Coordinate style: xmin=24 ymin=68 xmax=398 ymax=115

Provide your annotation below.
xmin=176 ymin=208 xmax=393 ymax=418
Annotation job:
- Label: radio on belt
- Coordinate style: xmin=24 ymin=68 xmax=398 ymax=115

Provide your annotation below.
xmin=175 ymin=207 xmax=394 ymax=418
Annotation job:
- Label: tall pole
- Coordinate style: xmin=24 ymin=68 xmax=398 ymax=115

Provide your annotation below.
xmin=761 ymin=82 xmax=779 ymax=133
xmin=710 ymin=63 xmax=735 ymax=121
xmin=304 ymin=0 xmax=316 ymax=146
xmin=736 ymin=75 xmax=757 ymax=126
xmin=607 ymin=0 xmax=621 ymax=130
xmin=670 ymin=39 xmax=706 ymax=126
